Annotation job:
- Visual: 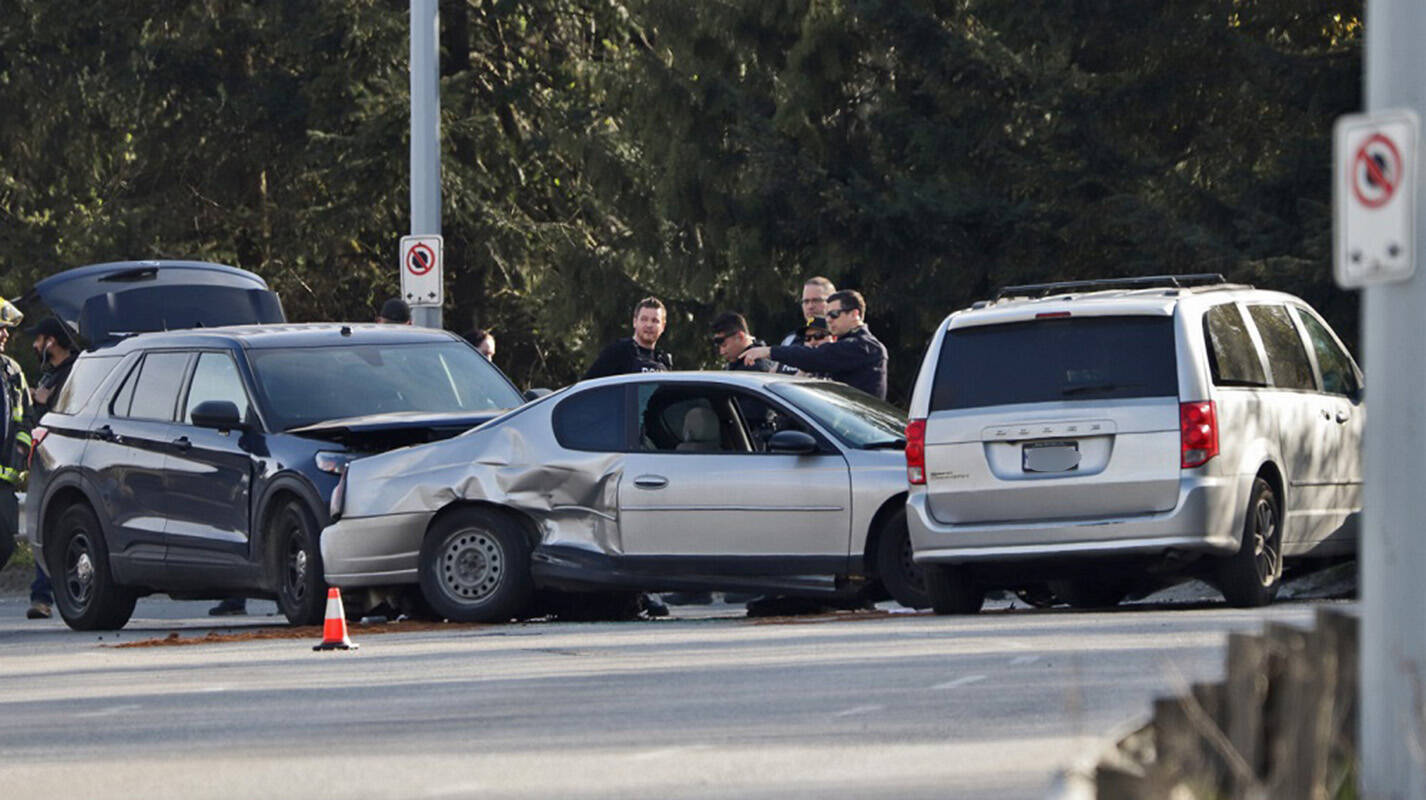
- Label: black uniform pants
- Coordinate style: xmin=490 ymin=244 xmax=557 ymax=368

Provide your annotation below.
xmin=0 ymin=483 xmax=16 ymax=572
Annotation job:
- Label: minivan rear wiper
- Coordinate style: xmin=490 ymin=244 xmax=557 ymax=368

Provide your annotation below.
xmin=864 ymin=438 xmax=907 ymax=450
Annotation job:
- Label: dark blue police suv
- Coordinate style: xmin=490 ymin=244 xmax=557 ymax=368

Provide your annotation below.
xmin=24 ymin=262 xmax=525 ymax=630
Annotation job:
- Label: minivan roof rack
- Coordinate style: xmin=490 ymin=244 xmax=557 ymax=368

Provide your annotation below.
xmin=995 ymin=273 xmax=1230 ymax=299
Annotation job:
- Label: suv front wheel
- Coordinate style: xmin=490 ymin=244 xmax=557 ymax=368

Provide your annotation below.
xmin=50 ymin=504 xmax=137 ymax=631
xmin=1216 ymin=477 xmax=1283 ymax=607
xmin=271 ymin=500 xmax=326 ymax=626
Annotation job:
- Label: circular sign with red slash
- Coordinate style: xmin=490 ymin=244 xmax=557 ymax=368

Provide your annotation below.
xmin=1352 ymin=133 xmax=1403 ymax=209
xmin=405 ymin=243 xmax=436 ymax=276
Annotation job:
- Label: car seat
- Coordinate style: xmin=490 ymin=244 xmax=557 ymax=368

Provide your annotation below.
xmin=676 ymin=406 xmax=721 ymax=452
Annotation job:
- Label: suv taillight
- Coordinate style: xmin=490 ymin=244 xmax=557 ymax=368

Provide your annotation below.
xmin=1180 ymin=401 xmax=1218 ymax=469
xmin=27 ymin=426 xmax=47 ymax=471
xmin=905 ymin=418 xmax=927 ymax=485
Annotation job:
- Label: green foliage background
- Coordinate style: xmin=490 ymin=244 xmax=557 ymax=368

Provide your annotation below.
xmin=0 ymin=0 xmax=1363 ymax=403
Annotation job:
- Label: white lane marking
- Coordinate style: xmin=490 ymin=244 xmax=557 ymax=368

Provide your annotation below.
xmin=1010 ymin=655 xmax=1041 ymax=665
xmin=833 ymin=704 xmax=884 ymax=717
xmin=627 ymin=745 xmax=711 ymax=761
xmin=75 ymin=704 xmax=142 ymax=718
xmin=933 ymin=674 xmax=987 ymax=690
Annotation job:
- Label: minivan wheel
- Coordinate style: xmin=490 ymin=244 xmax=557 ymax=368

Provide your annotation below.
xmin=875 ymin=508 xmax=930 ymax=610
xmin=50 ymin=504 xmax=136 ymax=631
xmin=1216 ymin=478 xmax=1283 ymax=608
xmin=418 ymin=508 xmax=534 ymax=623
xmin=272 ymin=501 xmax=326 ymax=626
xmin=923 ymin=564 xmax=984 ymax=615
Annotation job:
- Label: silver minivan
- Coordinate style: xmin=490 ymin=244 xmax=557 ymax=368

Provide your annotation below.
xmin=904 ymin=275 xmax=1362 ymax=613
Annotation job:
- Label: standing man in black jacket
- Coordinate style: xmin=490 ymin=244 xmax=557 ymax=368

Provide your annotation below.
xmin=741 ymin=289 xmax=887 ymax=399
xmin=583 ymin=297 xmax=673 ymax=379
xmin=25 ymin=316 xmax=78 ymax=619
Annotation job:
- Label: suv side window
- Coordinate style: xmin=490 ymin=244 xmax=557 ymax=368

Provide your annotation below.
xmin=1246 ymin=305 xmax=1316 ymax=391
xmin=1202 ymin=305 xmax=1267 ymax=387
xmin=52 ymin=355 xmax=122 ymax=414
xmin=1296 ymin=310 xmax=1360 ymax=398
xmin=183 ymin=352 xmax=253 ymax=425
xmin=121 ymin=352 xmax=192 ymax=421
xmin=552 ymin=385 xmax=627 ymax=451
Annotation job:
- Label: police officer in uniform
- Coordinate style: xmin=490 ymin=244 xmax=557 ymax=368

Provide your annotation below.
xmin=583 ymin=297 xmax=673 ymax=379
xmin=0 ymin=298 xmax=32 ymax=573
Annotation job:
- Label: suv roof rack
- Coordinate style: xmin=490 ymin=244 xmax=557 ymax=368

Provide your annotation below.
xmin=994 ymin=273 xmax=1231 ymax=300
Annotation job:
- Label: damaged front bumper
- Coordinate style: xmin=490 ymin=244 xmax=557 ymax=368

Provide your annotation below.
xmin=321 ymin=511 xmax=434 ymax=586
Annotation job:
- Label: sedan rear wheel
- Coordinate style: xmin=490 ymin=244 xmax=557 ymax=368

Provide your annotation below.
xmin=875 ymin=508 xmax=929 ymax=609
xmin=419 ymin=508 xmax=534 ymax=623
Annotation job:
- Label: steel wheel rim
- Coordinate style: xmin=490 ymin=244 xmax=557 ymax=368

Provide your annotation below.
xmin=64 ymin=533 xmax=96 ymax=609
xmin=1251 ymin=495 xmax=1281 ymax=587
xmin=900 ymin=533 xmax=925 ymax=594
xmin=439 ymin=529 xmax=504 ymax=602
xmin=283 ymin=519 xmax=310 ymax=603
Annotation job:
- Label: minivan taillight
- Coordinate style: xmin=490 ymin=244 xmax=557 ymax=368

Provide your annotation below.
xmin=26 ymin=426 xmax=47 ymax=471
xmin=905 ymin=418 xmax=927 ymax=485
xmin=1180 ymin=401 xmax=1218 ymax=469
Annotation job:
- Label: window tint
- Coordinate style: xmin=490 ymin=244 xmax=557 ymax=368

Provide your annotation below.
xmin=634 ymin=384 xmax=750 ymax=453
xmin=930 ymin=316 xmax=1178 ymax=411
xmin=1203 ymin=304 xmax=1267 ymax=387
xmin=184 ymin=352 xmax=252 ymax=425
xmin=125 ymin=352 xmax=191 ymax=421
xmin=552 ymin=385 xmax=626 ymax=451
xmin=1246 ymin=305 xmax=1315 ymax=391
xmin=52 ymin=356 xmax=122 ymax=414
xmin=1296 ymin=311 xmax=1360 ymax=397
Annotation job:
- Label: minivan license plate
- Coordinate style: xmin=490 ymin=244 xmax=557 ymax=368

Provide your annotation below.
xmin=1022 ymin=440 xmax=1080 ymax=473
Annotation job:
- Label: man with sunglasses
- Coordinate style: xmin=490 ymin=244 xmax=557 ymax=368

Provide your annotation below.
xmin=710 ymin=312 xmax=777 ymax=372
xmin=741 ymin=289 xmax=887 ymax=399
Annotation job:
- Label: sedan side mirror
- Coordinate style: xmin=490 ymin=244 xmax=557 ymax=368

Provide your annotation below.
xmin=190 ymin=400 xmax=243 ymax=430
xmin=524 ymin=388 xmax=552 ymax=402
xmin=767 ymin=430 xmax=819 ymax=455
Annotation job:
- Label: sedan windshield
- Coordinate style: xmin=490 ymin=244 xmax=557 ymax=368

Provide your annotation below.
xmin=249 ymin=341 xmax=524 ymax=430
xmin=769 ymin=381 xmax=908 ymax=449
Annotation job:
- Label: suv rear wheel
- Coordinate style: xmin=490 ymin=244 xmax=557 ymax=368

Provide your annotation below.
xmin=1216 ymin=477 xmax=1283 ymax=607
xmin=51 ymin=504 xmax=137 ymax=631
xmin=924 ymin=564 xmax=984 ymax=615
xmin=419 ymin=508 xmax=534 ymax=623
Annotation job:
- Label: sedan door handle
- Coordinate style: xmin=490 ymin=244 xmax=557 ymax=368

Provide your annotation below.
xmin=632 ymin=475 xmax=668 ymax=490
xmin=171 ymin=436 xmax=192 ymax=451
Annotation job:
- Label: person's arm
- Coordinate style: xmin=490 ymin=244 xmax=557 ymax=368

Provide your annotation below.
xmin=582 ymin=343 xmax=624 ymax=380
xmin=769 ymin=337 xmax=878 ymax=373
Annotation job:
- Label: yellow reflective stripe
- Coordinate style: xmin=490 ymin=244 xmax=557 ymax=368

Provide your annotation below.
xmin=16 ymin=431 xmax=31 ymax=446
xmin=0 ymin=466 xmax=20 ymax=484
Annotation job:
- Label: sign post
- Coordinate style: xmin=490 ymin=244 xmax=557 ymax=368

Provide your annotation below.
xmin=409 ymin=0 xmax=442 ymax=329
xmin=1358 ymin=1 xmax=1426 ymax=797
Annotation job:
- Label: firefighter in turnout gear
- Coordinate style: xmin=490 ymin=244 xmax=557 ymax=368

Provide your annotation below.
xmin=0 ymin=296 xmax=33 ymax=571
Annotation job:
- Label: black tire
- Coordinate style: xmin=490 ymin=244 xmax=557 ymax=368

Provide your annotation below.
xmin=49 ymin=504 xmax=136 ymax=631
xmin=1048 ymin=579 xmax=1129 ymax=610
xmin=271 ymin=500 xmax=326 ymax=626
xmin=875 ymin=508 xmax=929 ymax=609
xmin=923 ymin=564 xmax=984 ymax=615
xmin=1216 ymin=477 xmax=1283 ymax=607
xmin=419 ymin=508 xmax=534 ymax=623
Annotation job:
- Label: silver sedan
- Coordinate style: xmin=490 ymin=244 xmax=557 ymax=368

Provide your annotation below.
xmin=321 ymin=372 xmax=923 ymax=622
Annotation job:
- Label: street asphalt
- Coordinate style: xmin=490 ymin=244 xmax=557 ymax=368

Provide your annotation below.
xmin=0 ymin=587 xmax=1346 ymax=799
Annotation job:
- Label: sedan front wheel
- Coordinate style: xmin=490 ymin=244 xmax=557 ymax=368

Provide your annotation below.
xmin=419 ymin=508 xmax=534 ymax=623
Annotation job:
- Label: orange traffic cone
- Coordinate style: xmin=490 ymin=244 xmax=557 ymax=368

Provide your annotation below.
xmin=313 ymin=587 xmax=358 ymax=651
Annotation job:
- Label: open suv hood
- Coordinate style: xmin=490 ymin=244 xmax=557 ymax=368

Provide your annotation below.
xmin=25 ymin=260 xmax=285 ymax=347
xmin=286 ymin=410 xmax=505 ymax=451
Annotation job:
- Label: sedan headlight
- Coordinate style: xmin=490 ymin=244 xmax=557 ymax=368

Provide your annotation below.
xmin=329 ymin=469 xmax=348 ymax=521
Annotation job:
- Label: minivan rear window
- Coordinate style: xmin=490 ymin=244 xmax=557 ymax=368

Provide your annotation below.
xmin=930 ymin=315 xmax=1178 ymax=411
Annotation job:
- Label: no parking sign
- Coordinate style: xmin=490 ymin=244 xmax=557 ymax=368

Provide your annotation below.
xmin=400 ymin=235 xmax=444 ymax=306
xmin=1335 ymin=110 xmax=1419 ymax=287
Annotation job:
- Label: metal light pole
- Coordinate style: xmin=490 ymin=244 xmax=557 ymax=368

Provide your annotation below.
xmin=409 ymin=0 xmax=442 ymax=329
xmin=1361 ymin=0 xmax=1426 ymax=796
